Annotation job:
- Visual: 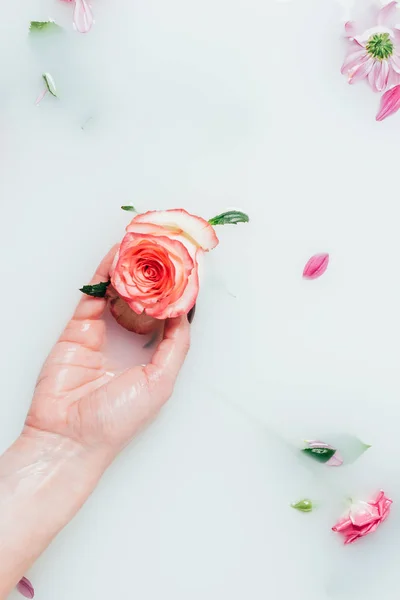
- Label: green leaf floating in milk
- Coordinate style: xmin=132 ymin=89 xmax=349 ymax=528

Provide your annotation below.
xmin=30 ymin=20 xmax=61 ymax=33
xmin=291 ymin=499 xmax=313 ymax=512
xmin=121 ymin=205 xmax=137 ymax=212
xmin=42 ymin=73 xmax=58 ymax=97
xmin=302 ymin=447 xmax=336 ymax=463
xmin=208 ymin=211 xmax=249 ymax=226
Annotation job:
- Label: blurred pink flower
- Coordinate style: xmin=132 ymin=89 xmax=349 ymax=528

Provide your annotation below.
xmin=376 ymin=82 xmax=400 ymax=118
xmin=61 ymin=0 xmax=94 ymax=33
xmin=342 ymin=1 xmax=400 ymax=92
xmin=332 ymin=491 xmax=392 ymax=544
xmin=17 ymin=577 xmax=34 ymax=599
xmin=302 ymin=254 xmax=329 ymax=280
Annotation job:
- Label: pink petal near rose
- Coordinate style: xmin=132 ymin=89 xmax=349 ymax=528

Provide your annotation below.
xmin=60 ymin=0 xmax=94 ymax=33
xmin=303 ymin=253 xmax=329 ymax=279
xmin=108 ymin=209 xmax=219 ymax=331
xmin=332 ymin=491 xmax=392 ymax=544
xmin=341 ymin=1 xmax=400 ymax=93
xmin=17 ymin=578 xmax=34 ymax=599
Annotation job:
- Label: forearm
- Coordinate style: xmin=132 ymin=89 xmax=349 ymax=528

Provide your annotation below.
xmin=0 ymin=430 xmax=109 ymax=598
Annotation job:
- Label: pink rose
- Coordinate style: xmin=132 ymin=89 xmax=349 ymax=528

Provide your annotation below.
xmin=110 ymin=209 xmax=219 ymax=322
xmin=332 ymin=491 xmax=392 ymax=544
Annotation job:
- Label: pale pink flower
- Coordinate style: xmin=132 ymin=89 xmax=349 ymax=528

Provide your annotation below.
xmin=60 ymin=0 xmax=94 ymax=33
xmin=17 ymin=577 xmax=34 ymax=599
xmin=302 ymin=253 xmax=329 ymax=279
xmin=332 ymin=490 xmax=392 ymax=544
xmin=342 ymin=1 xmax=400 ymax=92
xmin=376 ymin=82 xmax=400 ymax=117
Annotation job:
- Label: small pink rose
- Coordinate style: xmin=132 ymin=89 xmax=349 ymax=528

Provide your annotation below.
xmin=110 ymin=209 xmax=219 ymax=324
xmin=303 ymin=253 xmax=329 ymax=280
xmin=332 ymin=491 xmax=392 ymax=544
xmin=17 ymin=577 xmax=34 ymax=599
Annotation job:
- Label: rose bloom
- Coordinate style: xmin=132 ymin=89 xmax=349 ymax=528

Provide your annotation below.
xmin=110 ymin=209 xmax=219 ymax=322
xmin=332 ymin=490 xmax=392 ymax=544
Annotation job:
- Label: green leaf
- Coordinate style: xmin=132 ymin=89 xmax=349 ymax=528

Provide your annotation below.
xmin=121 ymin=205 xmax=137 ymax=212
xmin=302 ymin=447 xmax=336 ymax=463
xmin=208 ymin=211 xmax=249 ymax=226
xmin=291 ymin=499 xmax=313 ymax=512
xmin=80 ymin=280 xmax=111 ymax=298
xmin=30 ymin=20 xmax=61 ymax=33
xmin=42 ymin=73 xmax=57 ymax=97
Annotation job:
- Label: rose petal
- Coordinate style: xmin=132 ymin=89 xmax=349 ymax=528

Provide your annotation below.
xmin=107 ymin=287 xmax=159 ymax=334
xmin=132 ymin=209 xmax=219 ymax=251
xmin=17 ymin=578 xmax=34 ymax=599
xmin=332 ymin=491 xmax=392 ymax=544
xmin=302 ymin=253 xmax=329 ymax=279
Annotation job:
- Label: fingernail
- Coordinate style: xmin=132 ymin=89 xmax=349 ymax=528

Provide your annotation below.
xmin=187 ymin=304 xmax=196 ymax=323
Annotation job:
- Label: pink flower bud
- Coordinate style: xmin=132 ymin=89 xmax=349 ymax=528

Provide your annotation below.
xmin=376 ymin=85 xmax=400 ymax=121
xmin=17 ymin=577 xmax=34 ymax=599
xmin=302 ymin=253 xmax=329 ymax=280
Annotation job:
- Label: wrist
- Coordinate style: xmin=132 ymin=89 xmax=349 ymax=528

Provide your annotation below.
xmin=0 ymin=429 xmax=110 ymax=595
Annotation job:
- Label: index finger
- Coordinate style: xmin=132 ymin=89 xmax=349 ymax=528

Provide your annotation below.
xmin=73 ymin=244 xmax=118 ymax=321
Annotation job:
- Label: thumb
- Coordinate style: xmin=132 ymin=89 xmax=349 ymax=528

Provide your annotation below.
xmin=144 ymin=315 xmax=191 ymax=388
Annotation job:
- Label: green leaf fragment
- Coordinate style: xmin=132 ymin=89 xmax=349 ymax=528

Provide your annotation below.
xmin=80 ymin=280 xmax=111 ymax=298
xmin=121 ymin=205 xmax=137 ymax=212
xmin=42 ymin=73 xmax=57 ymax=97
xmin=302 ymin=447 xmax=336 ymax=463
xmin=30 ymin=20 xmax=61 ymax=33
xmin=291 ymin=499 xmax=313 ymax=512
xmin=208 ymin=211 xmax=249 ymax=226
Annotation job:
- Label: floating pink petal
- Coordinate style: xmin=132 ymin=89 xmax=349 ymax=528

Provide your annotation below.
xmin=17 ymin=578 xmax=34 ymax=599
xmin=302 ymin=253 xmax=329 ymax=280
xmin=333 ymin=491 xmax=392 ymax=544
xmin=376 ymin=83 xmax=400 ymax=120
xmin=35 ymin=89 xmax=48 ymax=106
xmin=73 ymin=0 xmax=94 ymax=33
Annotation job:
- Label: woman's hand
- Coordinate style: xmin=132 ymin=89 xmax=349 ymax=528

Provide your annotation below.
xmin=0 ymin=247 xmax=190 ymax=598
xmin=25 ymin=246 xmax=191 ymax=460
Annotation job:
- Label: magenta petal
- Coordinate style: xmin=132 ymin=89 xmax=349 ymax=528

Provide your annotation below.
xmin=73 ymin=0 xmax=94 ymax=33
xmin=17 ymin=578 xmax=34 ymax=599
xmin=376 ymin=84 xmax=400 ymax=120
xmin=302 ymin=253 xmax=329 ymax=280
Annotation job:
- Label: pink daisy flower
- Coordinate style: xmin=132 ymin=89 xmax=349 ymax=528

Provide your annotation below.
xmin=342 ymin=1 xmax=400 ymax=92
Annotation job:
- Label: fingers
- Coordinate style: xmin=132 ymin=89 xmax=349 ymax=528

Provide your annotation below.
xmin=145 ymin=315 xmax=191 ymax=384
xmin=73 ymin=245 xmax=118 ymax=321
